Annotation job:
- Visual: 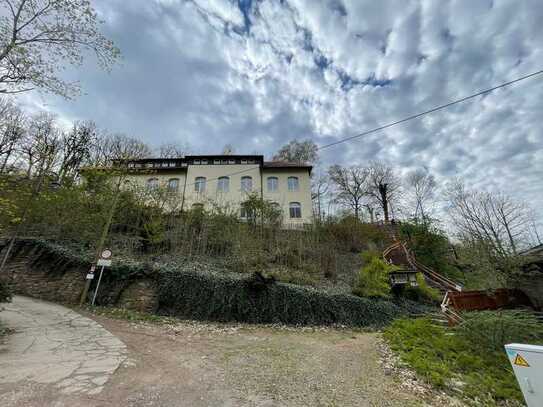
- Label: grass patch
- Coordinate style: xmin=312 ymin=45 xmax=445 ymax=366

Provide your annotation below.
xmin=383 ymin=315 xmax=538 ymax=406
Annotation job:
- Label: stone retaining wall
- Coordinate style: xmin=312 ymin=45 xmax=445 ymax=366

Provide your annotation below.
xmin=0 ymin=241 xmax=157 ymax=312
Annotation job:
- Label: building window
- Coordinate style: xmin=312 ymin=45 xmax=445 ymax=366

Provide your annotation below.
xmin=195 ymin=177 xmax=206 ymax=193
xmin=214 ymin=159 xmax=220 ymax=164
xmin=217 ymin=176 xmax=229 ymax=193
xmin=169 ymin=162 xmax=177 ymax=167
xmin=241 ymin=159 xmax=247 ymax=164
xmin=267 ymin=176 xmax=278 ymax=192
xmin=146 ymin=178 xmax=159 ymax=190
xmin=201 ymin=159 xmax=208 ymax=164
xmin=221 ymin=159 xmax=228 ymax=164
xmin=228 ymin=159 xmax=235 ymax=164
xmin=289 ymin=202 xmax=302 ymax=218
xmin=167 ymin=178 xmax=179 ymax=192
xmin=194 ymin=159 xmax=201 ymax=165
xmin=288 ymin=176 xmax=299 ymax=191
xmin=240 ymin=205 xmax=254 ymax=220
xmin=241 ymin=176 xmax=252 ymax=192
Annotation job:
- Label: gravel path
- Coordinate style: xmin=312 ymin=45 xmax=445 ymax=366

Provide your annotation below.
xmin=1 ymin=299 xmax=428 ymax=406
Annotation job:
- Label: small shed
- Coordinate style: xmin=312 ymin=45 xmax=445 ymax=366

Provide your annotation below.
xmin=389 ymin=269 xmax=419 ymax=287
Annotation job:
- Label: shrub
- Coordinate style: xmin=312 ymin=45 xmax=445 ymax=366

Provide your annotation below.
xmin=402 ymin=274 xmax=442 ymax=304
xmin=157 ymin=269 xmax=408 ymax=327
xmin=384 ymin=317 xmax=527 ymax=404
xmin=456 ymin=310 xmax=543 ymax=354
xmin=352 ymin=257 xmax=393 ymax=298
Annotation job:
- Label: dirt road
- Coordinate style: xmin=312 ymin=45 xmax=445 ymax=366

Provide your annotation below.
xmin=1 ymin=297 xmax=424 ymax=406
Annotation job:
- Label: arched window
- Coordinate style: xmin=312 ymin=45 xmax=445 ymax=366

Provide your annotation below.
xmin=217 ymin=176 xmax=229 ymax=192
xmin=146 ymin=178 xmax=159 ymax=190
xmin=289 ymin=202 xmax=301 ymax=218
xmin=267 ymin=176 xmax=278 ymax=192
xmin=287 ymin=176 xmax=299 ymax=191
xmin=241 ymin=176 xmax=252 ymax=192
xmin=194 ymin=177 xmax=206 ymax=193
xmin=167 ymin=178 xmax=179 ymax=192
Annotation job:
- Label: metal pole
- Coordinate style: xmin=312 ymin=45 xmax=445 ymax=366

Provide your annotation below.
xmin=80 ymin=173 xmax=123 ymax=306
xmin=91 ymin=266 xmax=105 ymax=306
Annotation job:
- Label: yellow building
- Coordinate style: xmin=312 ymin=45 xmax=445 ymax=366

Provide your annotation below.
xmin=122 ymin=155 xmax=313 ymax=227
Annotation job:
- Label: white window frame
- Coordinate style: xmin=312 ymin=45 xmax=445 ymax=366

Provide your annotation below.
xmin=217 ymin=176 xmax=230 ymax=193
xmin=287 ymin=176 xmax=299 ymax=192
xmin=167 ymin=178 xmax=180 ymax=192
xmin=147 ymin=178 xmax=159 ymax=190
xmin=195 ymin=177 xmax=206 ymax=193
xmin=267 ymin=176 xmax=278 ymax=192
xmin=289 ymin=202 xmax=302 ymax=218
xmin=241 ymin=176 xmax=253 ymax=192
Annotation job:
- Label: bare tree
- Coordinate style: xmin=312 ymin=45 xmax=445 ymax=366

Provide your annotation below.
xmin=273 ymin=139 xmax=318 ymax=163
xmin=447 ymin=181 xmax=532 ymax=256
xmin=0 ymin=0 xmax=120 ymax=97
xmin=405 ymin=168 xmax=436 ymax=224
xmin=328 ymin=165 xmax=368 ymax=219
xmin=0 ymin=97 xmax=25 ymax=172
xmin=366 ymin=161 xmax=401 ymax=223
xmin=221 ymin=144 xmax=234 ymax=155
xmin=58 ymin=120 xmax=97 ymax=182
xmin=311 ymin=173 xmax=328 ymax=222
xmin=158 ymin=142 xmax=190 ymax=159
xmin=21 ymin=111 xmax=60 ymax=178
xmin=89 ymin=133 xmax=151 ymax=166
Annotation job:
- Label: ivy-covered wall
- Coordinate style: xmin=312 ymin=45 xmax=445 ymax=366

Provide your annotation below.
xmin=0 ymin=239 xmax=424 ymax=327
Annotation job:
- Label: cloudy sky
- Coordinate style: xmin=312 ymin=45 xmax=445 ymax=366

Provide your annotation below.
xmin=22 ymin=0 xmax=543 ymax=223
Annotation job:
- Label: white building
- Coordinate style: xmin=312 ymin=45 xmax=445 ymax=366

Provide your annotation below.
xmin=121 ymin=155 xmax=313 ymax=226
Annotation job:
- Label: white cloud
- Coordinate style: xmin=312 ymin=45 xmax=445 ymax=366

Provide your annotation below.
xmin=16 ymin=0 xmax=543 ymax=226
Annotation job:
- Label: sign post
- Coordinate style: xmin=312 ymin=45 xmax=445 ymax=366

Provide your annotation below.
xmin=91 ymin=249 xmax=112 ymax=306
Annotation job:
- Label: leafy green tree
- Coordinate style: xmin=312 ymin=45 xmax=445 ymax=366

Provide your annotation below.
xmin=0 ymin=0 xmax=120 ymax=97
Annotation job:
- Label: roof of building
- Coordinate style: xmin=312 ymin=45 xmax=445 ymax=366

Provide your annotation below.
xmin=263 ymin=160 xmax=312 ymax=173
xmin=109 ymin=155 xmax=312 ymax=173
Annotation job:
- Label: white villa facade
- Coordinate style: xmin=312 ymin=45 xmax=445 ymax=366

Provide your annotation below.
xmin=121 ymin=155 xmax=313 ymax=226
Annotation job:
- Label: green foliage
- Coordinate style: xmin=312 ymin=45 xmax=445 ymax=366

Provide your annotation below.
xmin=456 ymin=310 xmax=543 ymax=354
xmin=400 ymin=222 xmax=462 ymax=282
xmin=384 ymin=315 xmax=542 ymax=405
xmin=402 ymin=274 xmax=442 ymax=304
xmin=158 ymin=269 xmax=408 ymax=327
xmin=353 ymin=257 xmax=393 ymax=298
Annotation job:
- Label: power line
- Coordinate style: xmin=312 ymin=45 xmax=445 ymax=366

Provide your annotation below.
xmin=144 ymin=68 xmax=543 ymax=188
xmin=316 ymin=69 xmax=543 ymax=151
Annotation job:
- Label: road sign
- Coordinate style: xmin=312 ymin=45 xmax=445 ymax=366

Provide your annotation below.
xmin=97 ymin=258 xmax=112 ymax=267
xmin=101 ymin=249 xmax=112 ymax=259
xmin=86 ymin=273 xmax=94 ymax=280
